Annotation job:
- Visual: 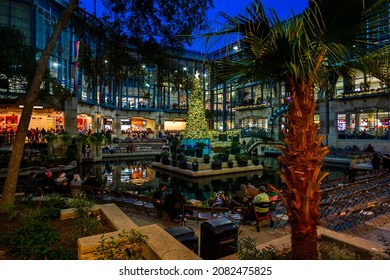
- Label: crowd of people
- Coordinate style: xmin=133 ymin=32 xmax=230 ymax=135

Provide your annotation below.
xmin=150 ymin=180 xmax=278 ymax=222
xmin=22 ymin=170 xmax=101 ymax=198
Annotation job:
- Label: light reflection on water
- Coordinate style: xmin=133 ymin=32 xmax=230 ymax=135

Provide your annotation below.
xmin=80 ymin=156 xmax=348 ymax=200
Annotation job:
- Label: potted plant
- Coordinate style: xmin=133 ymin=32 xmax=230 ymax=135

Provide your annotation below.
xmin=171 ymin=154 xmax=178 ymax=167
xmin=251 ymin=156 xmax=260 ymax=166
xmin=161 ymin=151 xmax=170 ymax=165
xmin=211 ymin=157 xmax=222 ymax=170
xmin=230 ymin=139 xmax=241 ymax=155
xmin=192 ymin=159 xmax=199 ymax=171
xmin=170 ymin=137 xmax=180 ymax=153
xmin=235 ymin=153 xmax=249 ymax=167
xmin=227 ymin=159 xmax=234 ymax=168
xmin=178 ymin=159 xmax=187 ymax=169
xmin=195 ymin=142 xmax=206 ymax=158
xmin=221 ymin=147 xmax=230 ymax=162
xmin=203 ymin=154 xmax=210 ymax=164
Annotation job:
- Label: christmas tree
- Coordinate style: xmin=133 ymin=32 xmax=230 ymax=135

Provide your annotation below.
xmin=181 ymin=75 xmax=209 ymax=139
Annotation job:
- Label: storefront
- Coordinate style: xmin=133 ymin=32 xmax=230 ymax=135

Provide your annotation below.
xmin=337 ymin=109 xmax=390 ymax=139
xmin=0 ymin=108 xmax=64 ymax=132
xmin=77 ymin=114 xmax=92 ymax=133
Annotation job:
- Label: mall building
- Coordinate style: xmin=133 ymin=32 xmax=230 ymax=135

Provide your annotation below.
xmin=1 ymin=0 xmax=389 ymax=153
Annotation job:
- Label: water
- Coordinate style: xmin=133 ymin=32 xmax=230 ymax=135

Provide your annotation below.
xmin=79 ymin=156 xmax=349 ymax=201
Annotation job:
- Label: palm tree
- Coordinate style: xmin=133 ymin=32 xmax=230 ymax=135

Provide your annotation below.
xmin=211 ymin=0 xmax=389 ymax=259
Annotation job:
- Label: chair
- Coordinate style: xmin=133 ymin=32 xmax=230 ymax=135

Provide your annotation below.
xmin=139 ymin=195 xmax=156 ymax=216
xmin=212 ymin=207 xmax=229 ymax=218
xmin=197 ymin=206 xmax=214 ymax=222
xmin=121 ymin=191 xmax=141 ymax=213
xmin=251 ymin=201 xmax=272 ymax=232
xmin=181 ymin=204 xmax=199 ymax=228
xmin=229 ymin=206 xmax=246 ymax=225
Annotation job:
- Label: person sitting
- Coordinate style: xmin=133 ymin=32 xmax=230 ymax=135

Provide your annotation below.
xmin=371 ymin=153 xmax=382 ymax=171
xmin=252 ymin=186 xmax=274 ymax=227
xmin=347 ymin=167 xmax=358 ymax=183
xmin=212 ymin=191 xmax=226 ymax=208
xmin=152 ymin=183 xmax=167 ymax=217
xmin=164 ymin=186 xmax=186 ymax=220
xmin=246 ymin=182 xmax=259 ymax=197
xmin=70 ymin=173 xmax=83 ymax=197
xmin=229 ymin=184 xmax=250 ymax=209
xmin=41 ymin=170 xmax=56 ymax=194
xmin=54 ymin=172 xmax=69 ymax=194
xmin=261 ymin=182 xmax=278 ymax=210
xmin=23 ymin=172 xmax=42 ymax=196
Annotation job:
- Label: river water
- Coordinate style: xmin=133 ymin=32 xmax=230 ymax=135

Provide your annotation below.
xmin=78 ymin=156 xmax=348 ymax=201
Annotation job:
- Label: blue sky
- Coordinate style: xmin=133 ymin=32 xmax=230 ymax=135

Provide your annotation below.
xmin=82 ymin=0 xmax=308 ymax=52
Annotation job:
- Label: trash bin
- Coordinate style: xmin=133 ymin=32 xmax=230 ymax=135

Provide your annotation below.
xmin=200 ymin=217 xmax=238 ymax=260
xmin=165 ymin=226 xmax=198 ymax=253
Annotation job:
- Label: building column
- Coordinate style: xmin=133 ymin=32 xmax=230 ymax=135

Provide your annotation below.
xmin=115 ymin=111 xmax=122 ymax=135
xmin=64 ymin=97 xmax=78 ymax=134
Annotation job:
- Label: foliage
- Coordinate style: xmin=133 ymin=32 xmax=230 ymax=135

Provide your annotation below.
xmin=195 ymin=141 xmax=206 ymax=149
xmin=318 ymin=241 xmax=358 ymax=260
xmin=235 ymin=152 xmax=249 ymax=162
xmin=59 ymin=131 xmax=72 ymax=144
xmin=237 ymin=236 xmax=378 ymax=260
xmin=67 ymin=195 xmax=99 ymax=236
xmin=88 ymin=132 xmax=106 ymax=144
xmin=43 ymin=131 xmax=58 ymax=143
xmin=93 ymin=228 xmax=148 ymax=260
xmin=237 ymin=236 xmax=288 ymax=260
xmin=6 ymin=208 xmax=73 ymax=259
xmin=40 ymin=193 xmax=68 ymax=219
xmin=211 ymin=0 xmax=390 ymax=260
xmin=74 ymin=133 xmax=88 ymax=145
xmin=101 ymin=0 xmax=213 ymax=49
xmin=181 ymin=78 xmax=209 ymax=139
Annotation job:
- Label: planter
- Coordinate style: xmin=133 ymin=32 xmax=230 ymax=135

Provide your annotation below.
xmin=252 ymin=159 xmax=260 ymax=166
xmin=228 ymin=161 xmax=234 ymax=168
xmin=178 ymin=160 xmax=187 ymax=169
xmin=231 ymin=147 xmax=241 ymax=155
xmin=192 ymin=163 xmax=199 ymax=172
xmin=211 ymin=162 xmax=222 ymax=170
xmin=162 ymin=158 xmax=170 ymax=165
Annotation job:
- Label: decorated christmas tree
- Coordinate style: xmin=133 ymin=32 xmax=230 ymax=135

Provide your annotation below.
xmin=181 ymin=74 xmax=209 ymax=139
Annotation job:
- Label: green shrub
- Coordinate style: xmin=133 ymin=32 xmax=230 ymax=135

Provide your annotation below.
xmin=237 ymin=236 xmax=289 ymax=260
xmin=41 ymin=193 xmax=68 ymax=219
xmin=93 ymin=229 xmax=148 ymax=260
xmin=67 ymin=194 xmax=99 ymax=236
xmin=7 ymin=209 xmax=73 ymax=259
xmin=318 ymin=241 xmax=358 ymax=260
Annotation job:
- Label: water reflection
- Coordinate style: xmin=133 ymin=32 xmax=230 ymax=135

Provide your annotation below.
xmin=80 ymin=156 xmax=348 ymax=200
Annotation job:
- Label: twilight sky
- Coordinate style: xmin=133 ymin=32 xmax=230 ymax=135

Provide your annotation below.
xmin=82 ymin=0 xmax=308 ymax=52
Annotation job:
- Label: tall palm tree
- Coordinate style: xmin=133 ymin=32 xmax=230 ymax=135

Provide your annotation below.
xmin=211 ymin=0 xmax=389 ymax=259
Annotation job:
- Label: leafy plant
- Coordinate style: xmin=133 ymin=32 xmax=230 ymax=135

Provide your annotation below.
xmin=41 ymin=193 xmax=68 ymax=219
xmin=93 ymin=228 xmax=148 ymax=260
xmin=318 ymin=241 xmax=358 ymax=260
xmin=7 ymin=208 xmax=73 ymax=259
xmin=67 ymin=195 xmax=99 ymax=236
xmin=237 ymin=236 xmax=288 ymax=260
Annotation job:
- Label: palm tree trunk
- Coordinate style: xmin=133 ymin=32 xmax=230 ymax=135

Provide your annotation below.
xmin=0 ymin=0 xmax=79 ymax=211
xmin=278 ymin=77 xmax=329 ymax=259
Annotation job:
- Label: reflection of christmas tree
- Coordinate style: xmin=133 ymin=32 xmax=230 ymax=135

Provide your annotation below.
xmin=182 ymin=77 xmax=209 ymax=139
